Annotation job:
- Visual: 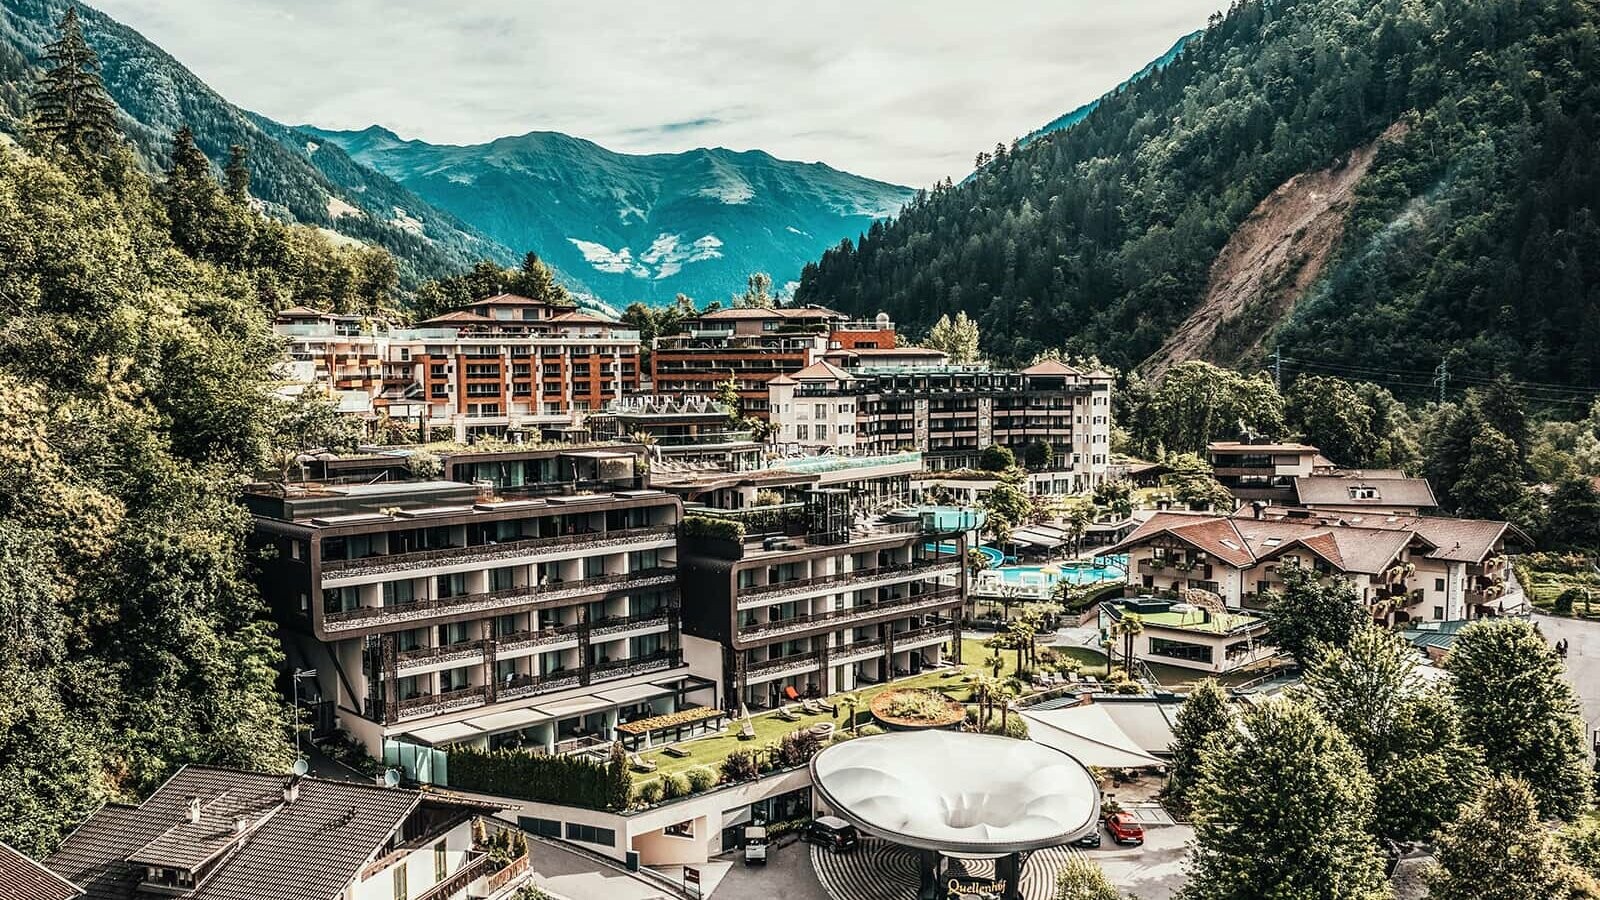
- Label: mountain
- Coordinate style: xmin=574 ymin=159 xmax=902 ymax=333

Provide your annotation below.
xmin=305 ymin=125 xmax=916 ymax=305
xmin=0 ymin=0 xmax=514 ymax=285
xmin=796 ymin=0 xmax=1600 ymax=393
xmin=1022 ymin=33 xmax=1196 ymax=144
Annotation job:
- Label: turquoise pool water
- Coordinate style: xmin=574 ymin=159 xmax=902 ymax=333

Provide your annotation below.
xmin=923 ymin=543 xmax=1005 ymax=567
xmin=996 ymin=557 xmax=1125 ymax=586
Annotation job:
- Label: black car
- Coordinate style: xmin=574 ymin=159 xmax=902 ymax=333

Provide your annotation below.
xmin=1073 ymin=829 xmax=1103 ymax=849
xmin=803 ymin=816 xmax=861 ymax=852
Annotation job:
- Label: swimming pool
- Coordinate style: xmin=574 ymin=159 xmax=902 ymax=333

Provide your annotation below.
xmin=923 ymin=543 xmax=1005 ymax=567
xmin=971 ymin=555 xmax=1127 ymax=598
xmin=997 ymin=559 xmax=1125 ymax=586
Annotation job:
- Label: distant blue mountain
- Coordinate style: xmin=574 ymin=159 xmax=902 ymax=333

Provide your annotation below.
xmin=305 ymin=126 xmax=916 ymax=306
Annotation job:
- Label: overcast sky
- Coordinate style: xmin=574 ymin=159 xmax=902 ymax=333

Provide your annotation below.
xmin=94 ymin=0 xmax=1213 ymax=187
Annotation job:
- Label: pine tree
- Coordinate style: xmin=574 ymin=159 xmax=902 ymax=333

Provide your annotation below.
xmin=161 ymin=126 xmax=228 ymax=260
xmin=736 ymin=272 xmax=774 ymax=308
xmin=1182 ymin=699 xmax=1389 ymax=900
xmin=223 ymin=144 xmax=250 ymax=202
xmin=28 ymin=6 xmax=120 ymax=160
xmin=508 ymin=251 xmax=571 ymax=306
xmin=1427 ymin=776 xmax=1598 ymax=900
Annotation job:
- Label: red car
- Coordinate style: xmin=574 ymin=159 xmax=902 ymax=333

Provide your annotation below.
xmin=1105 ymin=812 xmax=1145 ymax=846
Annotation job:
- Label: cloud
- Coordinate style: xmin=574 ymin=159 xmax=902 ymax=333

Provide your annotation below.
xmin=92 ymin=0 xmax=1213 ymax=187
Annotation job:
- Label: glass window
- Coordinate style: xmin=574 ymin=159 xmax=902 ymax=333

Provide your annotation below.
xmin=393 ymin=862 xmax=407 ymax=900
xmin=397 ymin=628 xmax=426 ymax=652
xmin=490 ymin=567 xmax=517 ymax=591
xmin=439 ymin=666 xmax=472 ymax=692
xmin=323 ymin=586 xmax=360 ymax=613
xmin=438 ymin=622 xmax=471 ymax=646
xmin=383 ymin=580 xmax=416 ymax=606
xmin=436 ymin=573 xmax=468 ymax=599
xmin=433 ymin=841 xmax=447 ymax=881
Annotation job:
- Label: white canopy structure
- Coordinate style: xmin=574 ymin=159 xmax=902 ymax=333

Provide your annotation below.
xmin=1020 ymin=703 xmax=1166 ymax=769
xmin=809 ymin=731 xmax=1099 ymax=856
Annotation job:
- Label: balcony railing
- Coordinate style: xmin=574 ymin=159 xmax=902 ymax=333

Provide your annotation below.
xmin=738 ymin=559 xmax=963 ymax=607
xmin=321 ymin=524 xmax=675 ymax=577
xmin=396 ymin=685 xmax=488 ymax=720
xmin=589 ymin=612 xmax=671 ymax=638
xmin=745 ymin=653 xmax=822 ymax=679
xmin=415 ymin=851 xmax=498 ymax=900
xmin=738 ymin=587 xmax=962 ymax=639
xmin=833 ymin=639 xmax=886 ymax=662
xmin=499 ymin=670 xmax=583 ymax=701
xmin=396 ymin=639 xmax=487 ymax=669
xmin=323 ymin=567 xmax=677 ymax=632
xmin=589 ymin=649 xmax=682 ymax=679
xmin=892 ymin=618 xmax=958 ymax=646
xmin=497 ymin=623 xmax=584 ymax=652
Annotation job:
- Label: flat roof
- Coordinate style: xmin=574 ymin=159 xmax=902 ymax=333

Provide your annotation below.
xmin=809 ymin=731 xmax=1099 ymax=854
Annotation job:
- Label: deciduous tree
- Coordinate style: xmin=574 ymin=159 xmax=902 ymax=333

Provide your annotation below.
xmin=1427 ymin=775 xmax=1597 ymax=900
xmin=1448 ymin=619 xmax=1592 ymax=819
xmin=1165 ymin=678 xmax=1231 ymax=812
xmin=1263 ymin=564 xmax=1366 ymax=666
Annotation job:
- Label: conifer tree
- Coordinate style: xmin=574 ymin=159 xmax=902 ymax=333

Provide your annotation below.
xmin=223 ymin=143 xmax=250 ymax=202
xmin=1164 ymin=678 xmax=1230 ymax=812
xmin=508 ymin=251 xmax=571 ymax=305
xmin=28 ymin=6 xmax=120 ymax=160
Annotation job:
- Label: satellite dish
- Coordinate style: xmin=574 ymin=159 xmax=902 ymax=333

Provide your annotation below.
xmin=291 ymin=758 xmax=310 ymax=777
xmin=383 ymin=768 xmax=401 ymax=788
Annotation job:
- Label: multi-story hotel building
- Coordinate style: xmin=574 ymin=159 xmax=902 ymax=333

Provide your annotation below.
xmin=649 ymin=307 xmax=897 ymax=417
xmin=676 ymin=496 xmax=972 ymax=711
xmin=1103 ymin=507 xmax=1531 ymax=624
xmin=586 ymin=394 xmax=764 ymax=473
xmin=246 ymin=445 xmax=714 ymax=759
xmin=767 ymin=358 xmax=1115 ymax=489
xmin=275 ymin=294 xmax=643 ymax=442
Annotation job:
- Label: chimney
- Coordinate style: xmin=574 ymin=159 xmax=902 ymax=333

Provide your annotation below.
xmin=232 ymin=816 xmax=249 ymax=835
xmin=283 ymin=777 xmax=300 ymax=806
xmin=1077 ymin=690 xmax=1095 ymax=706
xmin=187 ymin=797 xmax=201 ymax=825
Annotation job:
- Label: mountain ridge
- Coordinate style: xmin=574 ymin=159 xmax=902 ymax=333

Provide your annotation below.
xmin=306 ymin=123 xmax=915 ymax=305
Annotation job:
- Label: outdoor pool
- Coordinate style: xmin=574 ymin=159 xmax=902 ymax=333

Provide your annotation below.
xmin=998 ymin=558 xmax=1125 ymax=586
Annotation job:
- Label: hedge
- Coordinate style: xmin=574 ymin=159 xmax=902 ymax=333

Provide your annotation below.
xmin=681 ymin=515 xmax=746 ymax=542
xmin=449 ymin=745 xmax=626 ymax=810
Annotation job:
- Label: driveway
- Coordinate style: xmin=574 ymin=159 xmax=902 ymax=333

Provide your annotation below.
xmin=710 ymin=837 xmax=829 ymax=900
xmin=1085 ymin=823 xmax=1192 ymax=900
xmin=1534 ymin=611 xmax=1600 ymax=752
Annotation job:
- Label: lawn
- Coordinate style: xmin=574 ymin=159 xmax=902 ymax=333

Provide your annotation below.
xmin=1518 ymin=563 xmax=1600 ymax=620
xmin=634 ymin=637 xmax=1085 ymax=783
xmin=1142 ymin=662 xmax=1263 ymax=691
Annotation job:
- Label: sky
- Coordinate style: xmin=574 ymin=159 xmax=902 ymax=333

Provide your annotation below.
xmin=93 ymin=1 xmax=1214 ymax=187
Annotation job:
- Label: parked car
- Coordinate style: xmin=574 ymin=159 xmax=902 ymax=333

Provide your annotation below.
xmin=1073 ymin=829 xmax=1103 ymax=849
xmin=743 ymin=826 xmax=769 ymax=865
xmin=1105 ymin=812 xmax=1145 ymax=846
xmin=803 ymin=816 xmax=861 ymax=852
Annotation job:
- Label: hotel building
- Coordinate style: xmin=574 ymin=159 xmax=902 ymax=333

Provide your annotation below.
xmin=275 ymin=294 xmax=643 ymax=442
xmin=246 ymin=445 xmax=714 ymax=760
xmin=767 ymin=358 xmax=1114 ymax=488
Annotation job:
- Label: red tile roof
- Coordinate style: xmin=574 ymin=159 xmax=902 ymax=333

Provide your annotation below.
xmin=0 ymin=841 xmax=81 ymax=900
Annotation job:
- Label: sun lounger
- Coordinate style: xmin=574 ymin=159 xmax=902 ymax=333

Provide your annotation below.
xmin=776 ymin=704 xmax=801 ymax=722
xmin=663 ymin=745 xmax=692 ymax=759
xmin=738 ymin=720 xmax=756 ymax=740
xmin=628 ymin=753 xmax=657 ymax=773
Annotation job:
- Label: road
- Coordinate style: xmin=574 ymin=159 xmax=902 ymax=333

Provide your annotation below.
xmin=1534 ymin=611 xmax=1600 ymax=753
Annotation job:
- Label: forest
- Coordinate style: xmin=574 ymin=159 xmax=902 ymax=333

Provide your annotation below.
xmin=795 ymin=0 xmax=1600 ymax=392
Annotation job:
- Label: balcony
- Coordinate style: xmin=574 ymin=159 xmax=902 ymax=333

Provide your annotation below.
xmin=745 ymin=653 xmax=822 ymax=682
xmin=737 ymin=558 xmax=963 ymax=608
xmin=321 ymin=524 xmax=675 ymax=579
xmin=498 ymin=670 xmax=583 ymax=701
xmin=396 ymin=640 xmax=487 ymax=671
xmin=833 ymin=639 xmax=886 ymax=664
xmin=893 ymin=618 xmax=958 ymax=647
xmin=323 ymin=567 xmax=678 ymax=633
xmin=589 ymin=611 xmax=671 ymax=638
xmin=397 ymin=685 xmax=488 ymax=720
xmin=496 ymin=623 xmax=583 ymax=653
xmin=738 ymin=587 xmax=962 ymax=640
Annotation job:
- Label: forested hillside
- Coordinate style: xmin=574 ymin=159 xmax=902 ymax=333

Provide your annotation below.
xmin=797 ymin=0 xmax=1600 ymax=390
xmin=0 ymin=11 xmax=395 ymax=854
xmin=0 ymin=0 xmax=513 ymax=286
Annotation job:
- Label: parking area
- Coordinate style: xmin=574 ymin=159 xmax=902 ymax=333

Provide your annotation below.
xmin=709 ymin=836 xmax=829 ymax=900
xmin=1082 ymin=822 xmax=1192 ymax=900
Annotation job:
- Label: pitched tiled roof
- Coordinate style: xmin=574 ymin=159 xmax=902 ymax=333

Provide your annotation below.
xmin=467 ymin=293 xmax=548 ymax=307
xmin=1018 ymin=359 xmax=1085 ymax=377
xmin=275 ymin=305 xmax=327 ymax=319
xmin=47 ymin=766 xmax=445 ymax=900
xmin=1110 ymin=510 xmax=1438 ymax=575
xmin=1294 ymin=474 xmax=1438 ymax=508
xmin=548 ymin=311 xmax=617 ymax=325
xmin=1207 ymin=440 xmax=1320 ymax=453
xmin=0 ymin=841 xmax=82 ymax=900
xmin=792 ymin=360 xmax=853 ymax=380
xmin=416 ymin=309 xmax=494 ymax=326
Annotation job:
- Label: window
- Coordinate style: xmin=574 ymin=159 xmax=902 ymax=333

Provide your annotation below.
xmin=518 ymin=816 xmax=561 ymax=838
xmin=433 ymin=840 xmax=447 ymax=881
xmin=323 ymin=586 xmax=360 ymax=613
xmin=436 ymin=573 xmax=468 ymax=599
xmin=397 ymin=675 xmax=422 ymax=700
xmin=1434 ymin=578 xmax=1445 ymax=592
xmin=814 ymin=403 xmax=826 ymax=419
xmin=664 ymin=820 xmax=695 ymax=838
xmin=397 ymin=628 xmax=426 ymax=653
xmin=1147 ymin=637 xmax=1214 ymax=664
xmin=1433 ymin=606 xmax=1445 ymax=620
xmin=565 ymin=823 xmax=616 ymax=846
xmin=490 ymin=567 xmax=517 ymax=591
xmin=393 ymin=862 xmax=407 ymax=900
xmin=438 ymin=622 xmax=471 ymax=646
xmin=796 ymin=425 xmax=809 ymax=441
xmin=439 ymin=666 xmax=472 ymax=692
xmin=383 ymin=580 xmax=416 ymax=606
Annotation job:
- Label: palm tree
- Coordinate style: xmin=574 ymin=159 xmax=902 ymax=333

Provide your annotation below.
xmin=1007 ymin=617 xmax=1035 ymax=674
xmin=840 ymin=692 xmax=861 ymax=733
xmin=995 ymin=683 xmax=1017 ymax=733
xmin=1115 ymin=613 xmax=1145 ymax=679
xmin=970 ymin=672 xmax=996 ymax=727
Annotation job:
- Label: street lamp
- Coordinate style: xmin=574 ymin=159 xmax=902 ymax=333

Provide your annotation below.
xmin=291 ymin=668 xmax=318 ymax=758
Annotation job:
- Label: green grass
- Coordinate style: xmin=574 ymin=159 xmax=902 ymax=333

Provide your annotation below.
xmin=1142 ymin=662 xmax=1262 ymax=690
xmin=1519 ymin=564 xmax=1600 ymax=619
xmin=633 ymin=637 xmax=1105 ymax=783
